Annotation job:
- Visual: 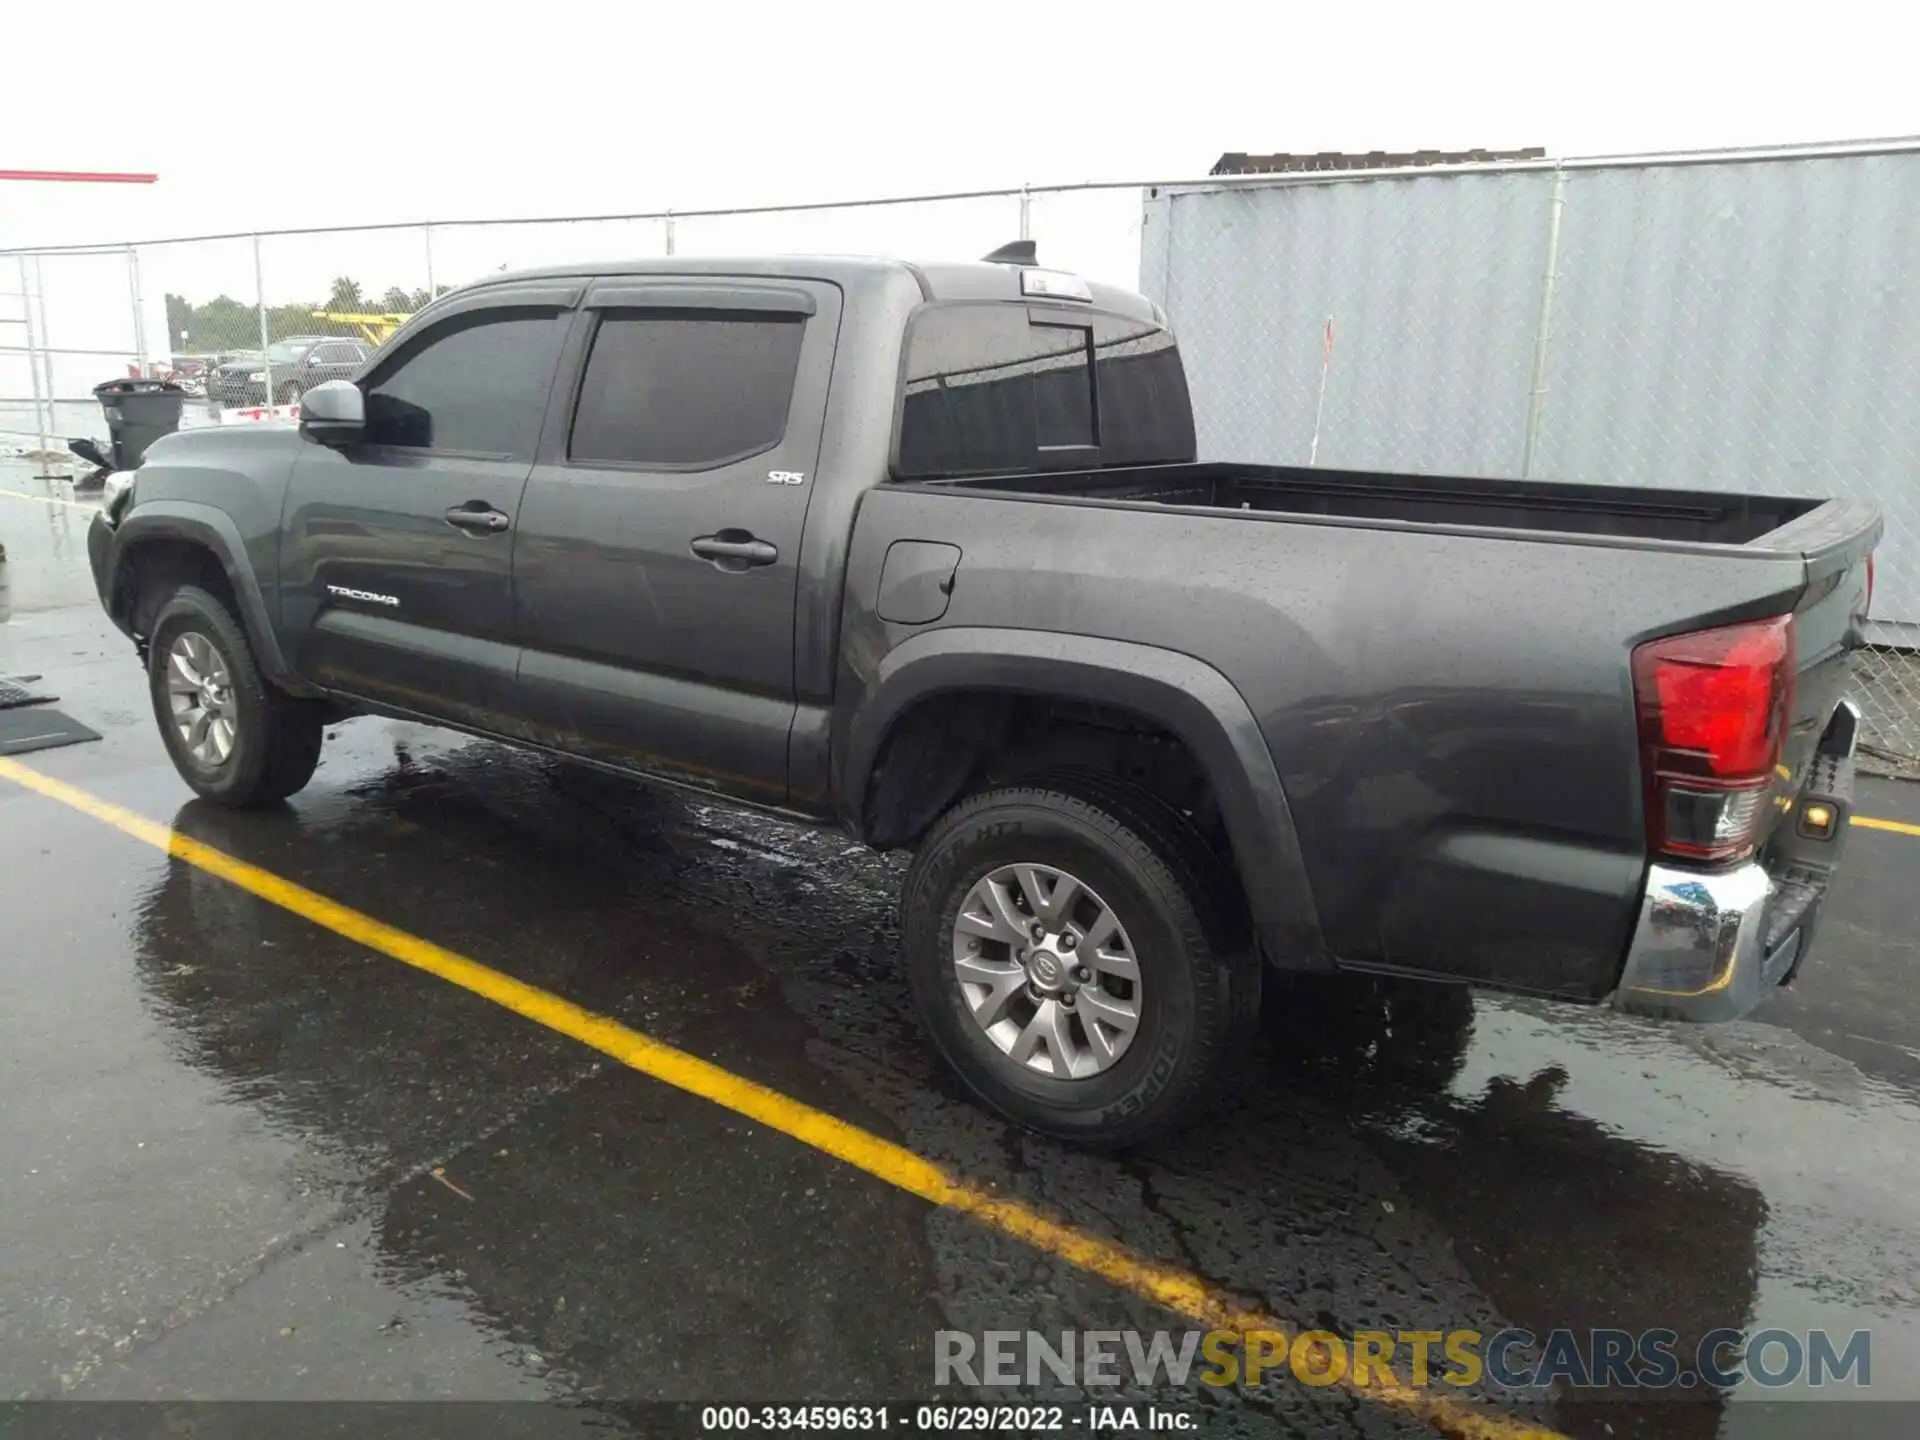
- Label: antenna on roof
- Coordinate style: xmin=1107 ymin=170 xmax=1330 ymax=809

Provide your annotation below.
xmin=981 ymin=240 xmax=1037 ymax=266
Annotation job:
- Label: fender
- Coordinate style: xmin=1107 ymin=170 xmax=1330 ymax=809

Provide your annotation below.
xmin=104 ymin=503 xmax=314 ymax=695
xmin=836 ymin=626 xmax=1328 ymax=966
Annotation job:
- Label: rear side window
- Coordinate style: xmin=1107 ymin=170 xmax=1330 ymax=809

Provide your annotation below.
xmin=897 ymin=308 xmax=1093 ymax=477
xmin=570 ymin=311 xmax=804 ymax=468
xmin=364 ymin=311 xmax=563 ymax=456
xmin=895 ymin=304 xmax=1195 ymax=479
xmin=1091 ymin=316 xmax=1196 ymax=467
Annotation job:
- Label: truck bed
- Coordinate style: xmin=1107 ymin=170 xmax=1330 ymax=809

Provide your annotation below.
xmin=921 ymin=461 xmax=1822 ymax=546
xmin=851 ymin=459 xmax=1877 ymax=1000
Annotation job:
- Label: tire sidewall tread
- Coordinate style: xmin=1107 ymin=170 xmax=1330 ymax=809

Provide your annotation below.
xmin=146 ymin=585 xmax=322 ymax=807
xmin=902 ymin=780 xmax=1256 ymax=1147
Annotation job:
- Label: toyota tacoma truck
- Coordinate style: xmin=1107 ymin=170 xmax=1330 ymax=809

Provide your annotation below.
xmin=86 ymin=246 xmax=1879 ymax=1144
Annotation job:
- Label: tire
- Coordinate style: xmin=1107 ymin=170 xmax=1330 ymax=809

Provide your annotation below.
xmin=901 ymin=777 xmax=1259 ymax=1147
xmin=147 ymin=585 xmax=324 ymax=807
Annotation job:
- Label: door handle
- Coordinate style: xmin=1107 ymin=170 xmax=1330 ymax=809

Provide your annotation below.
xmin=444 ymin=504 xmax=511 ymax=534
xmin=691 ymin=530 xmax=778 ymax=571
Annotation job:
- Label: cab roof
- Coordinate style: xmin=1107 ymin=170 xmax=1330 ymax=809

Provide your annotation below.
xmin=465 ymin=253 xmax=1162 ymax=324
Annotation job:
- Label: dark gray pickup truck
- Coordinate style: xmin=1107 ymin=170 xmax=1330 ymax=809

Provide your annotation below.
xmin=87 ymin=247 xmax=1879 ymax=1144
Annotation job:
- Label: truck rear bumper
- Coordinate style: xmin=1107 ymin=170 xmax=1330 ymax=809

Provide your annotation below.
xmin=1612 ymin=700 xmax=1859 ymax=1023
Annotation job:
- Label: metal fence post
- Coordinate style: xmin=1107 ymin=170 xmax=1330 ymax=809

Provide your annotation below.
xmin=1521 ymin=166 xmax=1568 ymax=479
xmin=126 ymin=245 xmax=148 ymax=375
xmin=30 ymin=257 xmax=55 ymax=430
xmin=423 ymin=223 xmax=435 ymax=297
xmin=1018 ymin=184 xmax=1031 ymax=242
xmin=253 ymin=234 xmax=273 ymax=404
xmin=664 ymin=209 xmax=676 ymax=256
xmin=15 ymin=255 xmax=45 ymax=451
xmin=18 ymin=255 xmax=52 ymax=460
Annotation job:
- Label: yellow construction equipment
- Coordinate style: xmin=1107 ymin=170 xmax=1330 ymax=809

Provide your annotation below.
xmin=309 ymin=311 xmax=412 ymax=346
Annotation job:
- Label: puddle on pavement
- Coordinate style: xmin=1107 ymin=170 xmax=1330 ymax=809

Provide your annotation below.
xmin=78 ymin=723 xmax=1920 ymax=1430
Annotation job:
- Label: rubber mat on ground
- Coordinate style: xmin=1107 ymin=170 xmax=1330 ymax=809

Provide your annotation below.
xmin=0 ymin=708 xmax=99 ymax=755
xmin=0 ymin=675 xmax=56 ymax=709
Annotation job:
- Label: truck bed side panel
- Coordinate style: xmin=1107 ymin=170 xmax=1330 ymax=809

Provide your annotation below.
xmin=842 ymin=489 xmax=1813 ymax=998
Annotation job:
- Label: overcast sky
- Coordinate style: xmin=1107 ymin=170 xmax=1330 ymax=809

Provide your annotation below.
xmin=5 ymin=0 xmax=1919 ymax=409
xmin=9 ymin=0 xmax=1919 ymax=247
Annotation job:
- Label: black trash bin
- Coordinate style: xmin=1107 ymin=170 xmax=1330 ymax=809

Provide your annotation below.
xmin=92 ymin=377 xmax=187 ymax=470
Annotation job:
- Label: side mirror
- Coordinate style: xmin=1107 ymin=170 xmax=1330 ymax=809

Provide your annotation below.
xmin=299 ymin=379 xmax=366 ymax=447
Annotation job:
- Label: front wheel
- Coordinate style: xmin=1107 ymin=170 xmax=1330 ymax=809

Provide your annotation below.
xmin=901 ymin=780 xmax=1257 ymax=1147
xmin=147 ymin=585 xmax=325 ymax=807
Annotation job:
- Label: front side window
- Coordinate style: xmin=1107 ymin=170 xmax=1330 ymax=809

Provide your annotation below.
xmin=569 ymin=310 xmax=805 ymax=468
xmin=363 ymin=311 xmax=562 ymax=455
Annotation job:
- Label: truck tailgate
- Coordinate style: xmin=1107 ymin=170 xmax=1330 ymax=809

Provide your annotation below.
xmin=1754 ymin=497 xmax=1880 ymax=845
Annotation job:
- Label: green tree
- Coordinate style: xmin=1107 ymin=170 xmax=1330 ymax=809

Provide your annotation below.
xmin=166 ymin=276 xmax=453 ymax=357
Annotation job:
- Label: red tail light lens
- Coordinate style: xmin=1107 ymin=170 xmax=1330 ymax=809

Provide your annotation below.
xmin=1632 ymin=615 xmax=1795 ymax=862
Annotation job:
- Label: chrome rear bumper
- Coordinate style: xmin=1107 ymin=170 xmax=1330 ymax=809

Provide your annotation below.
xmin=1612 ymin=700 xmax=1858 ymax=1023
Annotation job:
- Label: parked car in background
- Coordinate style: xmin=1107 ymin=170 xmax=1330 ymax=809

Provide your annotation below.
xmin=164 ymin=354 xmax=218 ymax=398
xmin=209 ymin=336 xmax=371 ymax=408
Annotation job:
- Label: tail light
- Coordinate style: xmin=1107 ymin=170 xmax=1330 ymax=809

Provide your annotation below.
xmin=1632 ymin=614 xmax=1795 ymax=863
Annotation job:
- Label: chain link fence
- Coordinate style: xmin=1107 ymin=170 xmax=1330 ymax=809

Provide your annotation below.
xmin=1145 ymin=142 xmax=1920 ymax=774
xmin=4 ymin=153 xmax=1916 ymax=769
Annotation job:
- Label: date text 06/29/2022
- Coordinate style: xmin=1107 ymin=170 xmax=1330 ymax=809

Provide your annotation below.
xmin=700 ymin=1405 xmax=1194 ymax=1432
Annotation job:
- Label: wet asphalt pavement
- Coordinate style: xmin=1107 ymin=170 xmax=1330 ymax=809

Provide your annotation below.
xmin=2 ymin=469 xmax=1918 ymax=1439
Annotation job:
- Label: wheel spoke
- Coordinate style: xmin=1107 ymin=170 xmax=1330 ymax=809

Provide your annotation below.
xmin=981 ymin=878 xmax=1031 ymax=941
xmin=1088 ymin=946 xmax=1139 ymax=983
xmin=1079 ymin=907 xmax=1119 ymax=952
xmin=958 ymin=885 xmax=1028 ymax=945
xmin=1014 ymin=864 xmax=1077 ymax=928
xmin=186 ymin=710 xmax=211 ymax=754
xmin=167 ymin=649 xmax=202 ymax=692
xmin=1078 ymin=987 xmax=1139 ymax=1040
xmin=954 ymin=955 xmax=1026 ymax=1026
xmin=1009 ymin=998 xmax=1075 ymax=1073
xmin=210 ymin=717 xmax=234 ymax=761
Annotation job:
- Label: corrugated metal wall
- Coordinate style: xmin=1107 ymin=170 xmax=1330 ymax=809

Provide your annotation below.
xmin=1141 ymin=150 xmax=1920 ymax=652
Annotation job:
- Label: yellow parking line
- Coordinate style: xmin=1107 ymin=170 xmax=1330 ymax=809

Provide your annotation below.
xmin=0 ymin=754 xmax=1557 ymax=1439
xmin=0 ymin=486 xmax=93 ymax=512
xmin=1855 ymin=814 xmax=1920 ymax=838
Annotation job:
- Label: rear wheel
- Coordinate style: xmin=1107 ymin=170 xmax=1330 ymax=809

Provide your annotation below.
xmin=147 ymin=585 xmax=324 ymax=807
xmin=901 ymin=778 xmax=1258 ymax=1146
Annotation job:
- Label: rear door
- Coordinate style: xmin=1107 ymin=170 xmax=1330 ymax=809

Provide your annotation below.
xmin=508 ymin=277 xmax=842 ymax=805
xmin=279 ymin=282 xmax=577 ymax=726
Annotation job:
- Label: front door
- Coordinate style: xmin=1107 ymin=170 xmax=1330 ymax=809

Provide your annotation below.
xmin=509 ymin=278 xmax=842 ymax=805
xmin=279 ymin=286 xmax=576 ymax=727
